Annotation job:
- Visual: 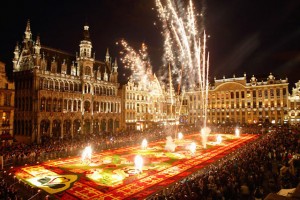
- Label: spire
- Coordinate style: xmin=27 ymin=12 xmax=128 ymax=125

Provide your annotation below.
xmin=79 ymin=23 xmax=93 ymax=58
xmin=113 ymin=58 xmax=118 ymax=72
xmin=104 ymin=66 xmax=108 ymax=81
xmin=34 ymin=35 xmax=41 ymax=55
xmin=13 ymin=42 xmax=20 ymax=71
xmin=14 ymin=42 xmax=20 ymax=54
xmin=105 ymin=48 xmax=110 ymax=62
xmin=36 ymin=35 xmax=41 ymax=46
xmin=24 ymin=19 xmax=32 ymax=40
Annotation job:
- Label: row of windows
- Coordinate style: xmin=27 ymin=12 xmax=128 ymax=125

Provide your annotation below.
xmin=14 ymin=120 xmax=32 ymax=136
xmin=40 ymin=98 xmax=121 ymax=113
xmin=190 ymin=102 xmax=287 ymax=109
xmin=191 ymin=88 xmax=287 ymax=101
xmin=206 ymin=110 xmax=283 ymax=115
xmin=39 ymin=79 xmax=116 ymax=96
xmin=15 ymin=97 xmax=32 ymax=111
xmin=0 ymin=93 xmax=12 ymax=106
xmin=126 ymin=93 xmax=149 ymax=101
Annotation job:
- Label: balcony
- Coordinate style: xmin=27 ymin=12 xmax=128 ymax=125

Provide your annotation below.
xmin=1 ymin=123 xmax=10 ymax=127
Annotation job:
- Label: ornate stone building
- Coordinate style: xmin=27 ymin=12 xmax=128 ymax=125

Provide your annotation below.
xmin=185 ymin=73 xmax=289 ymax=126
xmin=288 ymin=80 xmax=300 ymax=125
xmin=121 ymin=71 xmax=179 ymax=131
xmin=13 ymin=21 xmax=121 ymax=143
xmin=0 ymin=61 xmax=14 ymax=144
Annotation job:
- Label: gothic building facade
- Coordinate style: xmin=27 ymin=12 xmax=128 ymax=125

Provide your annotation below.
xmin=0 ymin=61 xmax=14 ymax=144
xmin=288 ymin=81 xmax=300 ymax=125
xmin=185 ymin=73 xmax=289 ymax=126
xmin=13 ymin=21 xmax=121 ymax=143
xmin=121 ymin=72 xmax=179 ymax=131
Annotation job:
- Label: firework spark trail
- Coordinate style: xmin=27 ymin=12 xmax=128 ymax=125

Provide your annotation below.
xmin=155 ymin=0 xmax=210 ymax=128
xmin=118 ymin=39 xmax=152 ymax=84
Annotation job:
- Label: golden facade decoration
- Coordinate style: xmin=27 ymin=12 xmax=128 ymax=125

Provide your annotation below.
xmin=13 ymin=21 xmax=121 ymax=143
xmin=186 ymin=74 xmax=289 ymax=125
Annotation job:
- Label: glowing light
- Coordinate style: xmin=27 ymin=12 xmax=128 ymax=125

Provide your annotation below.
xmin=117 ymin=40 xmax=153 ymax=85
xmin=216 ymin=135 xmax=222 ymax=144
xmin=178 ymin=132 xmax=183 ymax=140
xmin=165 ymin=136 xmax=177 ymax=152
xmin=235 ymin=128 xmax=240 ymax=137
xmin=189 ymin=142 xmax=196 ymax=154
xmin=134 ymin=155 xmax=144 ymax=173
xmin=82 ymin=146 xmax=92 ymax=164
xmin=155 ymin=0 xmax=210 ymax=129
xmin=141 ymin=138 xmax=148 ymax=149
xmin=201 ymin=127 xmax=211 ymax=149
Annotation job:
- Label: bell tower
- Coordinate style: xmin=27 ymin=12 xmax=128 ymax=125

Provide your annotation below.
xmin=77 ymin=23 xmax=94 ymax=78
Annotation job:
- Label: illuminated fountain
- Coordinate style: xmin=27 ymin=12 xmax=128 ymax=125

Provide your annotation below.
xmin=235 ymin=128 xmax=240 ymax=137
xmin=216 ymin=135 xmax=222 ymax=144
xmin=178 ymin=132 xmax=183 ymax=140
xmin=201 ymin=127 xmax=211 ymax=149
xmin=189 ymin=142 xmax=196 ymax=155
xmin=165 ymin=136 xmax=177 ymax=152
xmin=82 ymin=146 xmax=92 ymax=165
xmin=134 ymin=155 xmax=144 ymax=173
xmin=155 ymin=0 xmax=210 ymax=147
xmin=141 ymin=138 xmax=148 ymax=150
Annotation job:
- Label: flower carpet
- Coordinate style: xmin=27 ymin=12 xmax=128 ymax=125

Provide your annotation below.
xmin=11 ymin=133 xmax=258 ymax=199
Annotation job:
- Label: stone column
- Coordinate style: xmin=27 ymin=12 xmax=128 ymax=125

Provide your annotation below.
xmin=37 ymin=119 xmax=41 ymax=144
xmin=60 ymin=121 xmax=64 ymax=139
xmin=71 ymin=121 xmax=74 ymax=139
xmin=49 ymin=120 xmax=53 ymax=137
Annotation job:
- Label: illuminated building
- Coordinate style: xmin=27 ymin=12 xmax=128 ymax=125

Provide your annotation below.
xmin=288 ymin=80 xmax=300 ymax=125
xmin=0 ymin=61 xmax=14 ymax=144
xmin=121 ymin=72 xmax=178 ymax=130
xmin=13 ymin=20 xmax=121 ymax=143
xmin=186 ymin=73 xmax=289 ymax=125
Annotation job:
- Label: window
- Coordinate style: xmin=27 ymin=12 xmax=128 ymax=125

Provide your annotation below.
xmin=264 ymin=90 xmax=268 ymax=98
xmin=65 ymin=82 xmax=69 ymax=91
xmin=258 ymin=90 xmax=262 ymax=98
xmin=276 ymin=89 xmax=280 ymax=97
xmin=4 ymin=94 xmax=11 ymax=106
xmin=85 ymin=66 xmax=91 ymax=75
xmin=231 ymin=92 xmax=234 ymax=99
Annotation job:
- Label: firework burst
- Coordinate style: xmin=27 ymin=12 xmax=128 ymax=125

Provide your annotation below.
xmin=155 ymin=0 xmax=210 ymax=127
xmin=117 ymin=39 xmax=153 ymax=84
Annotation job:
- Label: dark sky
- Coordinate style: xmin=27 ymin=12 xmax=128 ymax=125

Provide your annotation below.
xmin=1 ymin=0 xmax=300 ymax=90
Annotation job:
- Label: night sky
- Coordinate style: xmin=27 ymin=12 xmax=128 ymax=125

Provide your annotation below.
xmin=1 ymin=0 xmax=300 ymax=90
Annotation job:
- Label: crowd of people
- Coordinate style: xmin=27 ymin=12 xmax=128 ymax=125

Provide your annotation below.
xmin=150 ymin=126 xmax=300 ymax=199
xmin=0 ymin=125 xmax=196 ymax=167
xmin=0 ymin=124 xmax=299 ymax=199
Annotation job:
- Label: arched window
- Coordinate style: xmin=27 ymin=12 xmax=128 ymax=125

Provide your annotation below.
xmin=46 ymin=98 xmax=51 ymax=112
xmin=70 ymin=82 xmax=74 ymax=92
xmin=40 ymin=97 xmax=46 ymax=111
xmin=55 ymin=80 xmax=59 ymax=90
xmin=65 ymin=82 xmax=69 ymax=91
xmin=53 ymin=98 xmax=57 ymax=112
xmin=84 ymin=101 xmax=90 ymax=112
xmin=43 ymin=79 xmax=48 ymax=89
xmin=49 ymin=80 xmax=53 ymax=90
xmin=39 ymin=79 xmax=43 ymax=89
